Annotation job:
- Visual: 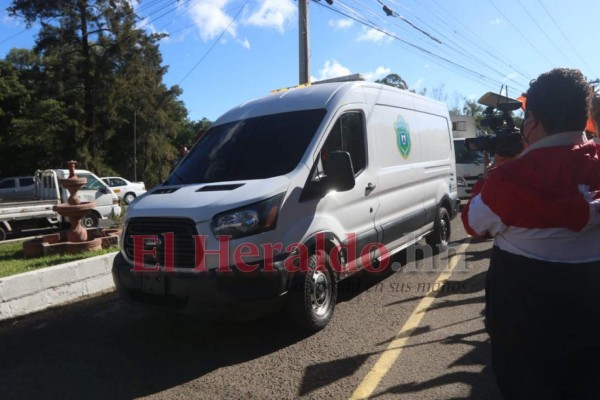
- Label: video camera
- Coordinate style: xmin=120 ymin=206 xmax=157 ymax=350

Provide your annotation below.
xmin=464 ymin=92 xmax=524 ymax=157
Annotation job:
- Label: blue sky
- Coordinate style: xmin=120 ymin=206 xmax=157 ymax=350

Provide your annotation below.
xmin=1 ymin=0 xmax=599 ymax=122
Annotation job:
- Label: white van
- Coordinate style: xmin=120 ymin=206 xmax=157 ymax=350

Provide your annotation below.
xmin=451 ymin=115 xmax=486 ymax=200
xmin=453 ymin=138 xmax=486 ymax=200
xmin=112 ymin=77 xmax=459 ymax=331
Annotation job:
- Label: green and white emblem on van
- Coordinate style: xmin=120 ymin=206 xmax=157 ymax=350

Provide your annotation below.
xmin=395 ymin=115 xmax=411 ymax=159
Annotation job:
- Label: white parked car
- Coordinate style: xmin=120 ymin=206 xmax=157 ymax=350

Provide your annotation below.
xmin=101 ymin=177 xmax=146 ymax=204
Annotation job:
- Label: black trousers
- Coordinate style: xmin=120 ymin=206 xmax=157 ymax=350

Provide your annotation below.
xmin=485 ymin=246 xmax=600 ymax=399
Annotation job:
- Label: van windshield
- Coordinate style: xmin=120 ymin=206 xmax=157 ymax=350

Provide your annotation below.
xmin=166 ymin=109 xmax=327 ymax=184
xmin=454 ymin=140 xmax=484 ymax=164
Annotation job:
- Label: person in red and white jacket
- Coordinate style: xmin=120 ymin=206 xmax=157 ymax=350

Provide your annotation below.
xmin=462 ymin=68 xmax=600 ymax=399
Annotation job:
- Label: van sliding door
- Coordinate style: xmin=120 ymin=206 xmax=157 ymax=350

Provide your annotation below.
xmin=370 ymin=105 xmax=426 ymax=250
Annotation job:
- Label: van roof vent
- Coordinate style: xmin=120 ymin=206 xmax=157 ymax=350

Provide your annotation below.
xmin=312 ymin=73 xmax=366 ymax=85
xmin=151 ymin=188 xmax=180 ymax=195
xmin=196 ymin=184 xmax=245 ymax=192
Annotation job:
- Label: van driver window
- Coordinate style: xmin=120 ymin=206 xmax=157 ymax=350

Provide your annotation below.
xmin=322 ymin=112 xmax=366 ymax=174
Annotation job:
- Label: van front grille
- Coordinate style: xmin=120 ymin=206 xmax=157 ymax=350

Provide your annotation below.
xmin=124 ymin=217 xmax=198 ymax=269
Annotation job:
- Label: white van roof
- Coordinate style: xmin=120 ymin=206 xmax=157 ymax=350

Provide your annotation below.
xmin=214 ymin=81 xmax=448 ymax=125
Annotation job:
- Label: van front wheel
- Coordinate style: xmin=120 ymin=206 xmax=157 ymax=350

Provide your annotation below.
xmin=287 ymin=252 xmax=337 ymax=332
xmin=426 ymin=207 xmax=451 ymax=251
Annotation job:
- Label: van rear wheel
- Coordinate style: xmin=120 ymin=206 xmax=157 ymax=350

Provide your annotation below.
xmin=287 ymin=252 xmax=337 ymax=332
xmin=426 ymin=207 xmax=451 ymax=252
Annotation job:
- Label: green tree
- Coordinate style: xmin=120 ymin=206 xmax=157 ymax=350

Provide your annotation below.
xmin=0 ymin=49 xmax=73 ymax=176
xmin=462 ymin=99 xmax=484 ymax=118
xmin=179 ymin=117 xmax=213 ymax=149
xmin=6 ymin=0 xmax=190 ymax=186
xmin=375 ymin=73 xmax=408 ymax=90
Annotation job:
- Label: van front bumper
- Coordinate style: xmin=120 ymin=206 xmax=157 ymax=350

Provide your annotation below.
xmin=112 ymin=252 xmax=291 ymax=320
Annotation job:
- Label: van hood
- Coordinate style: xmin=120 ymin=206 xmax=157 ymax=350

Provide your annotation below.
xmin=126 ymin=176 xmax=291 ymax=223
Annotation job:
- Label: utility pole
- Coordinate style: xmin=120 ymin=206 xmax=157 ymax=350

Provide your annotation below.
xmin=133 ymin=109 xmax=137 ymax=182
xmin=298 ymin=0 xmax=310 ymax=85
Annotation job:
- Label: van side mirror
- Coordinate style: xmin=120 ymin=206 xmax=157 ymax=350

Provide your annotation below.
xmin=324 ymin=151 xmax=355 ymax=192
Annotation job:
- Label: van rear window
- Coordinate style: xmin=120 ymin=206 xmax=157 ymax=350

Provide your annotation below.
xmin=167 ymin=109 xmax=327 ymax=184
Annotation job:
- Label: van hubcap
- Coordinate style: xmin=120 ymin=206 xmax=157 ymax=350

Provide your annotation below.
xmin=310 ymin=270 xmax=331 ymax=316
xmin=440 ymin=216 xmax=449 ymax=242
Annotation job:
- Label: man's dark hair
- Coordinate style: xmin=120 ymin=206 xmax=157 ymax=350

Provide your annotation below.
xmin=526 ymin=68 xmax=591 ymax=135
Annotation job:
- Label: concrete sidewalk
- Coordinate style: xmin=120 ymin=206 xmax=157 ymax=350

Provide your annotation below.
xmin=0 ymin=252 xmax=117 ymax=321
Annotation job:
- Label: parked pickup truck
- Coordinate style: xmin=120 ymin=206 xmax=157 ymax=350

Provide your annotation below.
xmin=0 ymin=168 xmax=122 ymax=241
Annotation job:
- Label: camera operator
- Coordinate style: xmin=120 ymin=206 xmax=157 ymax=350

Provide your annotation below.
xmin=462 ymin=68 xmax=600 ymax=398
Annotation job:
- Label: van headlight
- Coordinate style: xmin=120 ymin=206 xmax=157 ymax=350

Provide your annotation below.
xmin=211 ymin=193 xmax=284 ymax=239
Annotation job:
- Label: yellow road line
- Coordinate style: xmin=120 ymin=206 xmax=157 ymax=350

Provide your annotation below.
xmin=349 ymin=242 xmax=470 ymax=400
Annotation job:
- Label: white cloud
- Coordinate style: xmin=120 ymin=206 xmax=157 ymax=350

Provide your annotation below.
xmin=315 ymin=60 xmax=352 ymax=81
xmin=363 ymin=66 xmax=391 ymax=81
xmin=490 ymin=18 xmax=503 ymax=26
xmin=357 ymin=27 xmax=388 ymax=44
xmin=189 ymin=0 xmax=237 ymax=42
xmin=238 ymin=38 xmax=251 ymax=49
xmin=329 ymin=18 xmax=354 ymax=30
xmin=244 ymin=0 xmax=296 ymax=33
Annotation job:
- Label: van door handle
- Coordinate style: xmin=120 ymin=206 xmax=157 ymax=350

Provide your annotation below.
xmin=365 ymin=182 xmax=376 ymax=195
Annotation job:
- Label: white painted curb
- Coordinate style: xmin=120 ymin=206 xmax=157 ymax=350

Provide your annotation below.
xmin=0 ymin=252 xmax=118 ymax=321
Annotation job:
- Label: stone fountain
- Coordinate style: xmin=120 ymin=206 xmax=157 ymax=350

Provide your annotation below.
xmin=23 ymin=161 xmax=120 ymax=257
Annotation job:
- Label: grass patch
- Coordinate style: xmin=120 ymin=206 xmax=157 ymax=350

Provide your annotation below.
xmin=0 ymin=241 xmax=118 ymax=278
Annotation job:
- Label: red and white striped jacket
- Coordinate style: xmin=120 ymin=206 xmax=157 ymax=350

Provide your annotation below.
xmin=462 ymin=131 xmax=600 ymax=263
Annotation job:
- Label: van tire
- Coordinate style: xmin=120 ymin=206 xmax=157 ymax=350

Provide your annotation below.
xmin=82 ymin=213 xmax=99 ymax=229
xmin=426 ymin=207 xmax=451 ymax=252
xmin=286 ymin=252 xmax=337 ymax=332
xmin=0 ymin=226 xmax=6 ymax=241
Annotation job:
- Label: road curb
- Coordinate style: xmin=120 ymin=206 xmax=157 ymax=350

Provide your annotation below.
xmin=0 ymin=252 xmax=117 ymax=321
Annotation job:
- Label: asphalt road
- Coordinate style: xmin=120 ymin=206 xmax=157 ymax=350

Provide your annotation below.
xmin=0 ymin=218 xmax=502 ymax=400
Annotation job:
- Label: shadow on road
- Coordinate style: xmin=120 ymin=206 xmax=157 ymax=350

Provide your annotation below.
xmin=368 ymin=327 xmax=501 ymax=400
xmin=0 ymin=294 xmax=307 ymax=400
xmin=298 ymin=242 xmax=502 ymax=399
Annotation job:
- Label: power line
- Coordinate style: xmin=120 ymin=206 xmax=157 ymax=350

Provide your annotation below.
xmin=312 ymin=0 xmax=508 ymax=88
xmin=0 ymin=28 xmax=28 ymax=46
xmin=514 ymin=0 xmax=574 ymax=66
xmin=485 ymin=0 xmax=554 ymax=68
xmin=375 ymin=0 xmax=441 ymax=43
xmin=178 ymin=0 xmax=250 ymax=85
xmin=394 ymin=0 xmax=531 ymax=88
xmin=375 ymin=0 xmax=529 ymax=89
xmin=335 ymin=0 xmax=527 ymax=92
xmin=427 ymin=0 xmax=534 ymax=82
xmin=536 ymin=0 xmax=600 ymax=79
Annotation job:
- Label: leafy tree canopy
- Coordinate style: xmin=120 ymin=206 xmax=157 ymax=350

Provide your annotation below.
xmin=2 ymin=0 xmax=211 ymax=187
